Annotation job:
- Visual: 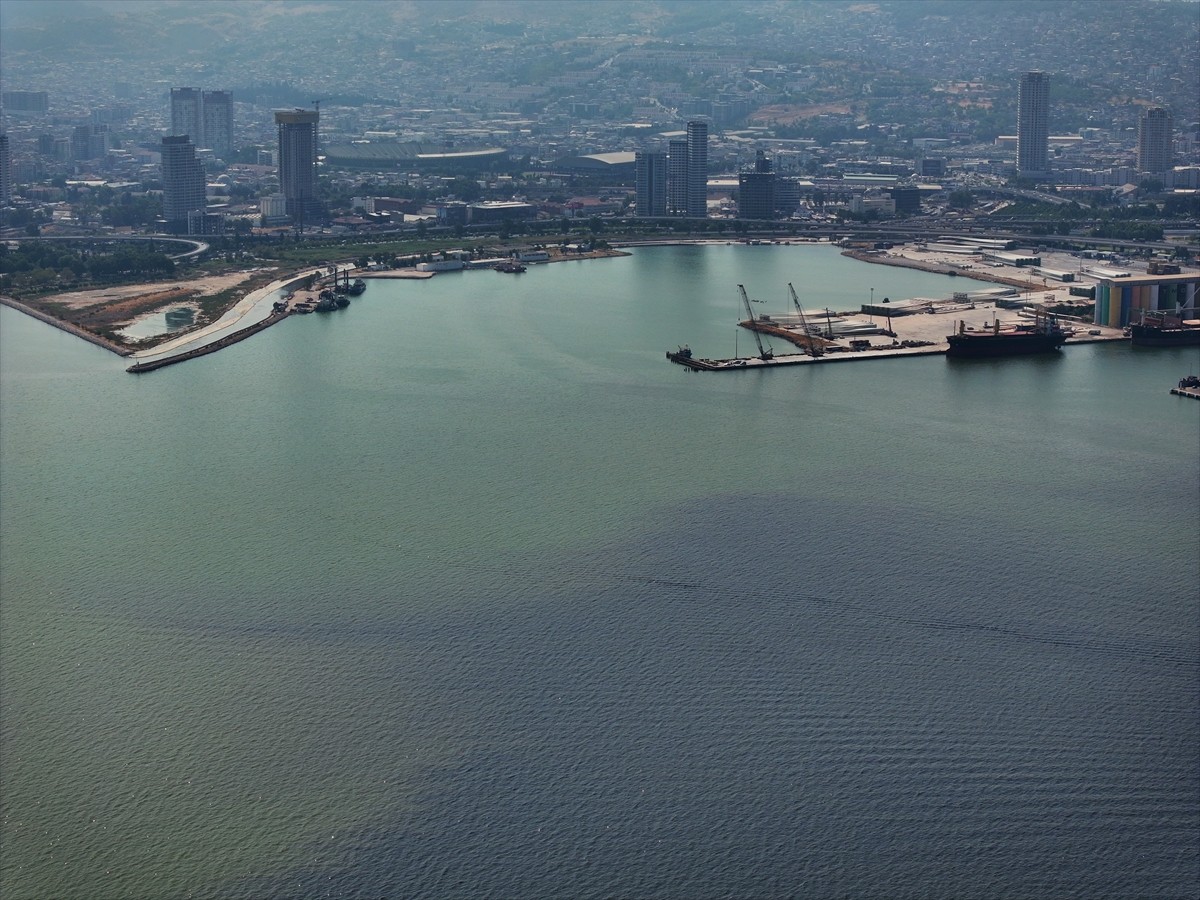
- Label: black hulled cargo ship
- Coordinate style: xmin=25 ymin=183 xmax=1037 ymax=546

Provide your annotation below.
xmin=946 ymin=311 xmax=1067 ymax=358
xmin=1129 ymin=311 xmax=1200 ymax=347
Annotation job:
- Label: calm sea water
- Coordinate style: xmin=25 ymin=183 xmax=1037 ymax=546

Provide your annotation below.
xmin=2 ymin=244 xmax=1198 ymax=899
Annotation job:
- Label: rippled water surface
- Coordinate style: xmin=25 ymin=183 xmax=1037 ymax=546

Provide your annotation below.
xmin=2 ymin=245 xmax=1198 ymax=899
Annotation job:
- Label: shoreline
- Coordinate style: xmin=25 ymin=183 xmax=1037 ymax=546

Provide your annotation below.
xmin=5 ymin=240 xmax=1118 ymax=373
xmin=840 ymin=248 xmax=1046 ymax=292
xmin=0 ymin=295 xmax=133 ymax=356
xmin=127 ymin=307 xmax=293 ymax=373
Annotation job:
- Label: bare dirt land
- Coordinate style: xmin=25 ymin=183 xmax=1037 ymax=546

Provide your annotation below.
xmin=46 ymin=271 xmax=268 ymax=311
xmin=23 ymin=268 xmax=281 ymax=349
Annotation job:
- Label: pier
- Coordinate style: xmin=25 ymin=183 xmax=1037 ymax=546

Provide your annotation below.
xmin=127 ymin=307 xmax=291 ymax=373
xmin=1170 ymin=376 xmax=1200 ymax=400
xmin=669 ymin=287 xmax=1128 ymax=372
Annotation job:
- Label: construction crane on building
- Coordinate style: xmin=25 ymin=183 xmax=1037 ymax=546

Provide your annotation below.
xmin=787 ymin=282 xmax=824 ymax=357
xmin=737 ymin=284 xmax=773 ymax=361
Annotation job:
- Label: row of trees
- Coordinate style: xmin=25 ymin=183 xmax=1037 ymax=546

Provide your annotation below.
xmin=0 ymin=242 xmax=175 ymax=294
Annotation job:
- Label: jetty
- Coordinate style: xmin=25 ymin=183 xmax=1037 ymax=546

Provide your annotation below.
xmin=127 ymin=307 xmax=291 ymax=373
xmin=1170 ymin=376 xmax=1200 ymax=400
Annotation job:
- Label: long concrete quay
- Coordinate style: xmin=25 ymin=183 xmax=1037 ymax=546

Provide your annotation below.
xmin=667 ymin=333 xmax=1129 ymax=372
xmin=127 ymin=308 xmax=292 ymax=373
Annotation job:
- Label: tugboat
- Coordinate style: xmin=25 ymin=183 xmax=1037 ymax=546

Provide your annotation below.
xmin=946 ymin=309 xmax=1067 ymax=358
xmin=315 ymin=289 xmax=340 ymax=312
xmin=346 ymin=278 xmax=367 ymax=295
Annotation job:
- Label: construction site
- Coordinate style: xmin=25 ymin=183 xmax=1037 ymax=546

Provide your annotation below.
xmin=667 ymin=281 xmax=1127 ymax=371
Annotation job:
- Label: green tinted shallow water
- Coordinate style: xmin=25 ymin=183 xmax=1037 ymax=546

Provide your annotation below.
xmin=2 ymin=245 xmax=1198 ymax=898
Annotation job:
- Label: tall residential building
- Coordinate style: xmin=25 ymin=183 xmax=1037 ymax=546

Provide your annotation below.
xmin=0 ymin=134 xmax=11 ymax=206
xmin=275 ymin=108 xmax=321 ymax=224
xmin=667 ymin=138 xmax=688 ymax=215
xmin=738 ymin=150 xmax=775 ymax=220
xmin=635 ymin=151 xmax=667 ymax=217
xmin=170 ymin=87 xmax=203 ymax=145
xmin=201 ymin=90 xmax=234 ymax=158
xmin=161 ymin=135 xmax=207 ymax=234
xmin=686 ymin=119 xmax=709 ymax=218
xmin=1017 ymin=72 xmax=1050 ymax=177
xmin=1137 ymin=106 xmax=1173 ymax=175
xmin=71 ymin=124 xmax=110 ymax=161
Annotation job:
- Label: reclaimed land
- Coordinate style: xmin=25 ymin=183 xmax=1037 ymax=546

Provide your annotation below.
xmin=0 ymin=295 xmax=132 ymax=356
xmin=840 ymin=248 xmax=1047 ymax=292
xmin=127 ymin=308 xmax=292 ymax=373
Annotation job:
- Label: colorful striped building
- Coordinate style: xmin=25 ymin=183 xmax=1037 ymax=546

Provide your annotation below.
xmin=1093 ymin=273 xmax=1199 ymax=328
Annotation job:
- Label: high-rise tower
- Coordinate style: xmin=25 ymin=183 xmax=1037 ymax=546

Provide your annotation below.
xmin=170 ymin=87 xmax=203 ymax=145
xmin=275 ymin=108 xmax=321 ymax=224
xmin=201 ymin=90 xmax=234 ymax=158
xmin=0 ymin=133 xmax=11 ymax=207
xmin=1017 ymin=72 xmax=1050 ymax=177
xmin=635 ymin=151 xmax=667 ymax=217
xmin=1137 ymin=106 xmax=1173 ymax=175
xmin=686 ymin=120 xmax=708 ymax=218
xmin=667 ymin=138 xmax=688 ymax=215
xmin=738 ymin=150 xmax=775 ymax=220
xmin=161 ymin=135 xmax=206 ymax=233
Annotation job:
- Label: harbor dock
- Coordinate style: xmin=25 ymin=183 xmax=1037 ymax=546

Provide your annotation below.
xmin=669 ymin=292 xmax=1128 ymax=372
xmin=1170 ymin=376 xmax=1200 ymax=400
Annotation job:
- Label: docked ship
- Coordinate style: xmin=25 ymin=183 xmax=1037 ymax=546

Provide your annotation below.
xmin=946 ymin=311 xmax=1067 ymax=358
xmin=1129 ymin=310 xmax=1200 ymax=347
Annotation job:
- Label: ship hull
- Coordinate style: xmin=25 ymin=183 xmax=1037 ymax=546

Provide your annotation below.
xmin=946 ymin=332 xmax=1066 ymax=358
xmin=1129 ymin=325 xmax=1200 ymax=347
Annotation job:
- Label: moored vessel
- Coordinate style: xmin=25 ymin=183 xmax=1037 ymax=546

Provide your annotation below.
xmin=1129 ymin=310 xmax=1200 ymax=347
xmin=946 ymin=310 xmax=1067 ymax=358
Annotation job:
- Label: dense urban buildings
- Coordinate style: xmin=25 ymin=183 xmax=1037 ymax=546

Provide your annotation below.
xmin=1017 ymin=71 xmax=1050 ymax=178
xmin=0 ymin=3 xmax=1197 ymax=236
xmin=160 ymin=134 xmax=206 ymax=234
xmin=635 ymin=150 xmax=667 ymax=217
xmin=275 ymin=108 xmax=321 ymax=224
xmin=686 ymin=119 xmax=709 ymax=217
xmin=1137 ymin=106 xmax=1173 ymax=175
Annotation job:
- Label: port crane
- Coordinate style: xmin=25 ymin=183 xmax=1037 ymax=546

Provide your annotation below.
xmin=787 ymin=282 xmax=824 ymax=357
xmin=737 ymin=284 xmax=773 ymax=361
